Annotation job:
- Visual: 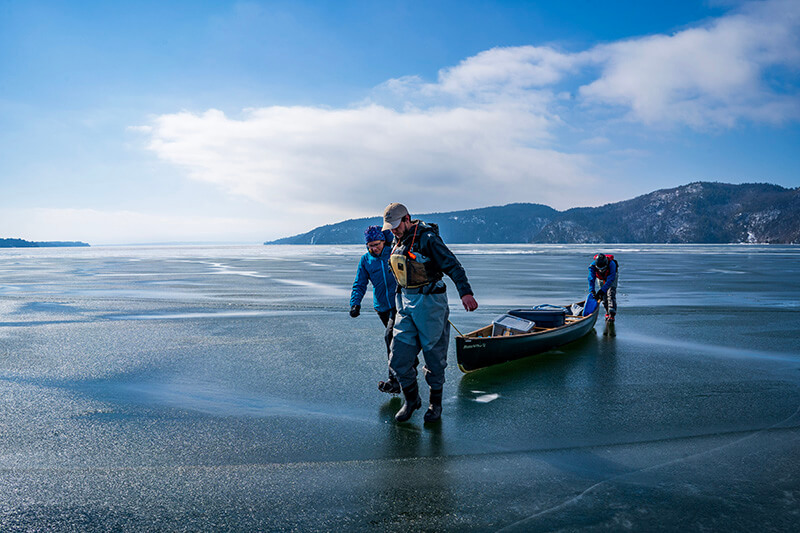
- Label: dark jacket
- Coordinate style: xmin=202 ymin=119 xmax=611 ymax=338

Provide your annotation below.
xmin=393 ymin=220 xmax=473 ymax=298
xmin=350 ymin=244 xmax=397 ymax=312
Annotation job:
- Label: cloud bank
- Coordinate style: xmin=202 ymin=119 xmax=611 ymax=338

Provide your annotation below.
xmin=142 ymin=0 xmax=800 ymax=227
xmin=0 ymin=208 xmax=267 ymax=245
xmin=581 ymin=0 xmax=800 ymax=127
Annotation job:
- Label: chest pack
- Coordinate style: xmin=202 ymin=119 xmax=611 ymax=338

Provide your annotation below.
xmin=389 ymin=223 xmax=441 ymax=289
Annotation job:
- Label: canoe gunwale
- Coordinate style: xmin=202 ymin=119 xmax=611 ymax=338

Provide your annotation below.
xmin=461 ymin=315 xmax=588 ymax=340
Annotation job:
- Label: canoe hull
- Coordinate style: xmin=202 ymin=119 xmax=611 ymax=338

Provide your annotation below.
xmin=456 ymin=303 xmax=599 ymax=372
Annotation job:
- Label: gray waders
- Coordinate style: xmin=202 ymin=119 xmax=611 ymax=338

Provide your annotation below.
xmin=389 ymin=288 xmax=449 ymax=422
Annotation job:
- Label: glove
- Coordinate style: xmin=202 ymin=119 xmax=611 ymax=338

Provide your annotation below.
xmin=596 ymin=290 xmax=606 ymax=300
xmin=349 ymin=305 xmax=361 ymax=318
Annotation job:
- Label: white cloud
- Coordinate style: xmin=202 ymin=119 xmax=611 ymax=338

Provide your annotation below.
xmin=405 ymin=46 xmax=578 ymax=106
xmin=141 ymin=0 xmax=799 ymax=225
xmin=581 ymin=0 xmax=800 ymax=127
xmin=145 ymin=103 xmax=594 ymax=216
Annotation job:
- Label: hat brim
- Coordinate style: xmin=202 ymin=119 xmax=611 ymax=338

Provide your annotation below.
xmin=382 ymin=218 xmax=401 ymax=231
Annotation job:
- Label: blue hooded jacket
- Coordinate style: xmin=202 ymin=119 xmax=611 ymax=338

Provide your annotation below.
xmin=588 ymin=257 xmax=618 ymax=292
xmin=350 ymin=244 xmax=397 ymax=312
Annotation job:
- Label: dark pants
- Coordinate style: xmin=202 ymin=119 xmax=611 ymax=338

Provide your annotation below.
xmin=599 ymin=286 xmax=617 ymax=315
xmin=376 ymin=308 xmax=397 ymax=359
xmin=598 ymin=278 xmax=618 ymax=316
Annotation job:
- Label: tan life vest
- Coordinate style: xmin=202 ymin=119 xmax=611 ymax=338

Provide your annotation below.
xmin=389 ymin=252 xmax=432 ymax=289
xmin=389 ymin=223 xmax=438 ymax=289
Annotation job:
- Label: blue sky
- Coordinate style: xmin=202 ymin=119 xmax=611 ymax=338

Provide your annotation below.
xmin=1 ymin=0 xmax=798 ymax=244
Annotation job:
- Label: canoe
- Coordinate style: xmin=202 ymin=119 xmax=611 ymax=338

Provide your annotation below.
xmin=455 ymin=301 xmax=600 ymax=372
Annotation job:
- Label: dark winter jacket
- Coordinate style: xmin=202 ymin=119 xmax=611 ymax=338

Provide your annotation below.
xmin=392 ymin=220 xmax=473 ymax=298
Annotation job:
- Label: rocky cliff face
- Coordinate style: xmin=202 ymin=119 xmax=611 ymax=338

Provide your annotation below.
xmin=266 ymin=182 xmax=800 ymax=244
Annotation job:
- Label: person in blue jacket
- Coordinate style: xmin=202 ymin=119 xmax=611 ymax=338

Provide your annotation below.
xmin=588 ymin=253 xmax=619 ymax=321
xmin=350 ymin=225 xmax=401 ymax=393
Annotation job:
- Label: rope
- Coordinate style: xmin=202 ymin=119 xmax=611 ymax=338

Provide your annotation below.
xmin=448 ymin=319 xmax=464 ymax=337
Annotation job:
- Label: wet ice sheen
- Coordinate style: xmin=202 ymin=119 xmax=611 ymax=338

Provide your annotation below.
xmin=1 ymin=243 xmax=799 ymax=532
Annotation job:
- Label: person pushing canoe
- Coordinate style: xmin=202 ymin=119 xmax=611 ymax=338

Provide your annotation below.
xmin=382 ymin=203 xmax=478 ymax=423
xmin=588 ymin=253 xmax=619 ymax=322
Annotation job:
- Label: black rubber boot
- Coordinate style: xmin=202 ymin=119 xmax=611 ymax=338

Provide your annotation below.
xmin=423 ymin=388 xmax=443 ymax=423
xmin=378 ymin=375 xmax=401 ymax=394
xmin=395 ymin=382 xmax=421 ymax=422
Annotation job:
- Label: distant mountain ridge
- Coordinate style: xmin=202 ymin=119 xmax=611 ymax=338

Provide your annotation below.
xmin=0 ymin=238 xmax=90 ymax=248
xmin=266 ymin=182 xmax=800 ymax=245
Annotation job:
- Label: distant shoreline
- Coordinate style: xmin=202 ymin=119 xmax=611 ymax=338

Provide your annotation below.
xmin=0 ymin=238 xmax=90 ymax=248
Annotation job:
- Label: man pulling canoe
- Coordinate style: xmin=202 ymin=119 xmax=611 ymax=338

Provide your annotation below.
xmin=382 ymin=202 xmax=478 ymax=423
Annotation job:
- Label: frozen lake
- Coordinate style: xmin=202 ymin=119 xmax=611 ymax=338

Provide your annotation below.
xmin=1 ymin=243 xmax=799 ymax=531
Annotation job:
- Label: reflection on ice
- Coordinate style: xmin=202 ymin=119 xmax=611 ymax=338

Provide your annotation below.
xmin=179 ymin=260 xmax=269 ymax=278
xmin=273 ymin=278 xmax=350 ymax=297
xmin=15 ymin=302 xmax=81 ymax=314
xmin=96 ymin=273 xmax=181 ymax=277
xmin=119 ymin=380 xmax=371 ymax=422
xmin=108 ymin=310 xmax=317 ymax=320
xmin=75 ymin=288 xmax=212 ymax=300
xmin=475 ymin=393 xmax=500 ymax=403
xmin=625 ymin=331 xmax=800 ymax=363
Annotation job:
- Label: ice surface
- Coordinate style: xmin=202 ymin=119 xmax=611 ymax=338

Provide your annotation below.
xmin=1 ymin=244 xmax=799 ymax=531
